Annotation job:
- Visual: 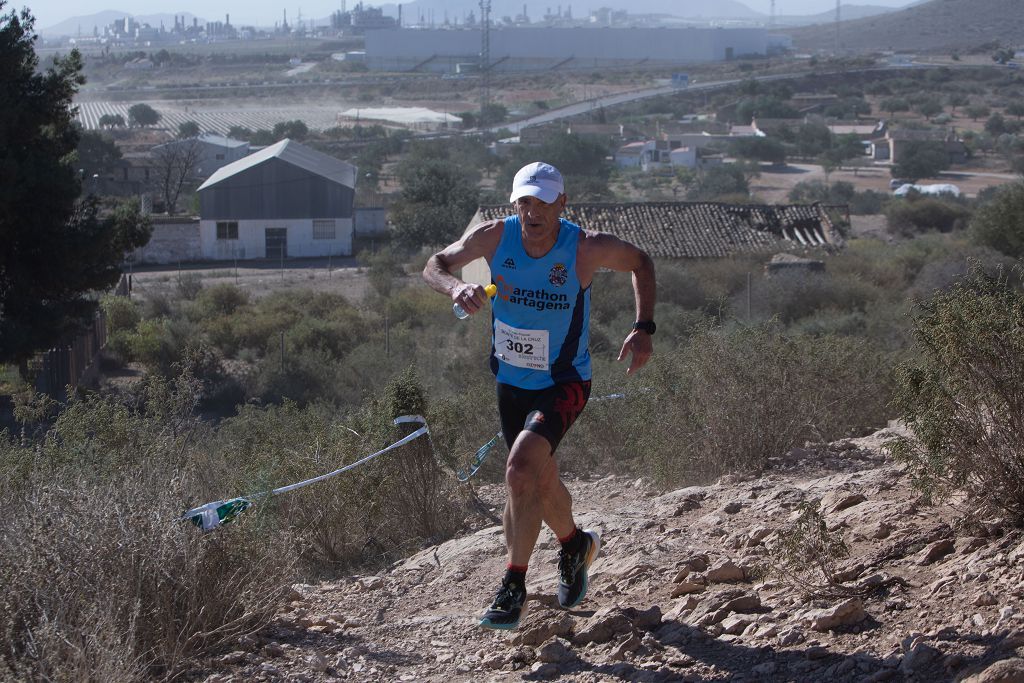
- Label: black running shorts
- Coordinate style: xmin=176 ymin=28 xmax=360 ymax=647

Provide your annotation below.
xmin=496 ymin=380 xmax=592 ymax=452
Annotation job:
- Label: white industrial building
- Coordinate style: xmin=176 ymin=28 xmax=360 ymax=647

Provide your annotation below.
xmin=196 ymin=139 xmax=356 ymax=261
xmin=364 ymin=27 xmax=773 ymax=72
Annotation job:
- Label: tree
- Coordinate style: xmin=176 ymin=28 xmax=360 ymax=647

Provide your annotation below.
xmin=390 ymin=157 xmax=479 ymax=248
xmin=1008 ymin=103 xmax=1024 ymax=121
xmin=0 ymin=5 xmax=151 ymax=369
xmin=177 ymin=120 xmax=200 ymax=138
xmin=985 ymin=113 xmax=1007 ymax=136
xmin=796 ymin=122 xmax=832 ymax=158
xmin=479 ymin=103 xmax=508 ymax=126
xmin=272 ymin=119 xmax=308 ymax=141
xmin=152 ymin=138 xmax=202 ymax=215
xmin=735 ymin=96 xmax=799 ymax=124
xmin=965 ymin=104 xmax=991 ymax=121
xmin=730 ymin=137 xmax=787 ymax=166
xmin=75 ymin=129 xmax=122 ymax=184
xmin=916 ymin=97 xmax=944 ymax=121
xmin=128 ymin=102 xmax=160 ymax=127
xmin=947 ymin=93 xmax=969 ymax=115
xmin=98 ymin=113 xmax=125 ymax=128
xmin=971 ymin=181 xmax=1024 ymax=258
xmin=992 ymin=47 xmax=1016 ymax=65
xmin=892 ymin=141 xmax=950 ymax=180
xmin=227 ymin=125 xmax=254 ymax=141
xmin=880 ymin=97 xmax=910 ymax=118
xmin=684 ymin=164 xmax=750 ymax=201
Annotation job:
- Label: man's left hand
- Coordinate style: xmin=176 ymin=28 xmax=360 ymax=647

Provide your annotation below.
xmin=617 ymin=330 xmax=653 ymax=375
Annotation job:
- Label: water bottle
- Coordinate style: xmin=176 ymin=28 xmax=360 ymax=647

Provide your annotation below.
xmin=454 ymin=283 xmax=497 ymax=319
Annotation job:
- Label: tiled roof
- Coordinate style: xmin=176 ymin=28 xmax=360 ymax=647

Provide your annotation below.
xmin=474 ymin=202 xmax=843 ymax=259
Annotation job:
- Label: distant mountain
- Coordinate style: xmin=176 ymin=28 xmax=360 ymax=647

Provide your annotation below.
xmin=789 ymin=0 xmax=1024 ymax=52
xmin=40 ymin=11 xmax=206 ymax=38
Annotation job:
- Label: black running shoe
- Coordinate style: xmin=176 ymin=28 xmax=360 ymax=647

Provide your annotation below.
xmin=479 ymin=578 xmax=528 ymax=630
xmin=557 ymin=529 xmax=601 ymax=609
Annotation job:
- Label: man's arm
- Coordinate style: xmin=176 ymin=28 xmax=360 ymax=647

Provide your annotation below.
xmin=422 ymin=219 xmax=503 ymax=316
xmin=581 ymin=232 xmax=656 ymax=375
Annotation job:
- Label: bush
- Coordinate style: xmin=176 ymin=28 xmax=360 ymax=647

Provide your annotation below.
xmin=638 ymin=322 xmax=891 ymax=486
xmin=742 ymin=270 xmax=882 ymax=325
xmin=100 ymin=294 xmax=140 ymax=333
xmin=888 ymin=265 xmax=1024 ymax=522
xmin=971 ymin=180 xmax=1024 ymax=258
xmin=0 ymin=376 xmax=293 ymax=680
xmin=192 ymin=283 xmax=250 ymax=320
xmin=177 ymin=272 xmax=203 ymax=300
xmin=885 ymin=196 xmax=971 ymax=237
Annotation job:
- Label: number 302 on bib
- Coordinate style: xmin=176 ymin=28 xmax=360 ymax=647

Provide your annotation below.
xmin=493 ymin=320 xmax=549 ymax=371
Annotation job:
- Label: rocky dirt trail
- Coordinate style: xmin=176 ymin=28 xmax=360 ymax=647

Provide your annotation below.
xmin=197 ymin=425 xmax=1024 ymax=682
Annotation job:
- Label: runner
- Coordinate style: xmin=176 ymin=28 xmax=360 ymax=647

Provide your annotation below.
xmin=423 ymin=161 xmax=657 ymax=629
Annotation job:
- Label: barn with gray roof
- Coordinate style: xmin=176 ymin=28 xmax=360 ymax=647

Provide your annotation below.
xmin=197 ymin=139 xmax=357 ymax=260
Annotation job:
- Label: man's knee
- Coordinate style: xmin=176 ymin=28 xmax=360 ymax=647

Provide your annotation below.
xmin=505 ymin=432 xmax=554 ymax=497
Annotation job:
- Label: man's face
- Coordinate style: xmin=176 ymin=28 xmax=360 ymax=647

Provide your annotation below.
xmin=514 ymin=194 xmax=566 ymax=243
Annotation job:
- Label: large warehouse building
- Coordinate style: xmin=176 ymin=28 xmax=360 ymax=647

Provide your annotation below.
xmin=197 ymin=139 xmax=356 ymax=261
xmin=364 ymin=27 xmax=773 ymax=72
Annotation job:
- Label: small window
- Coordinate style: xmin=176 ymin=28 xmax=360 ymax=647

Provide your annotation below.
xmin=216 ymin=221 xmax=238 ymax=240
xmin=312 ymin=219 xmax=336 ymax=240
xmin=215 ymin=153 xmax=225 ymax=160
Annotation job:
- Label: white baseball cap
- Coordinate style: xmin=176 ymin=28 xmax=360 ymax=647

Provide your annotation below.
xmin=509 ymin=161 xmax=564 ymax=204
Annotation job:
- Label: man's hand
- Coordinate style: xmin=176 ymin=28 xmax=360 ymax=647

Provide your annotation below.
xmin=617 ymin=330 xmax=653 ymax=375
xmin=452 ymin=282 xmax=488 ymax=316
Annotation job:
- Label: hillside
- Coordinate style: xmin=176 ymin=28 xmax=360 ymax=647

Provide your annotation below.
xmin=191 ymin=426 xmax=1024 ymax=682
xmin=776 ymin=4 xmax=897 ymax=27
xmin=789 ymin=0 xmax=1024 ymax=53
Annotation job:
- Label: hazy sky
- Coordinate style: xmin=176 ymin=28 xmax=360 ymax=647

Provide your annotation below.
xmin=29 ymin=0 xmax=916 ymax=32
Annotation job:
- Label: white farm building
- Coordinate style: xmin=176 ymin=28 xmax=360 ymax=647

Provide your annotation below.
xmin=364 ymin=27 xmax=773 ymax=73
xmin=196 ymin=139 xmax=356 ymax=261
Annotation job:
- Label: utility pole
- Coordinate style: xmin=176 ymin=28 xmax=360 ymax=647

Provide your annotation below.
xmin=769 ymin=0 xmax=776 ymax=29
xmin=479 ymin=0 xmax=492 ymax=115
xmin=835 ymin=0 xmax=841 ymax=55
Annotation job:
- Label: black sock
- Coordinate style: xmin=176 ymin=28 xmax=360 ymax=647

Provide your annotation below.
xmin=504 ymin=567 xmax=527 ymax=591
xmin=560 ymin=527 xmax=584 ymax=555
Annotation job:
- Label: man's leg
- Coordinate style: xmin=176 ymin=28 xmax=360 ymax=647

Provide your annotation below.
xmin=504 ymin=430 xmax=575 ymax=566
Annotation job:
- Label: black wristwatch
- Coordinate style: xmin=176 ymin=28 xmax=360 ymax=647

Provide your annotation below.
xmin=633 ymin=320 xmax=656 ymax=335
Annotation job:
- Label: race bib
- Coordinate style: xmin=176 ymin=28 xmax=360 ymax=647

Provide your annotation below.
xmin=494 ymin=320 xmax=549 ymax=371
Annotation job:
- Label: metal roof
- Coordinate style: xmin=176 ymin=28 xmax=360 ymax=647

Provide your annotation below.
xmin=197 ymin=133 xmax=249 ymax=149
xmin=198 ymin=138 xmax=357 ymax=191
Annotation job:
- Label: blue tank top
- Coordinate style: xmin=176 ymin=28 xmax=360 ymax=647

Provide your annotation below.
xmin=490 ymin=216 xmax=591 ymax=390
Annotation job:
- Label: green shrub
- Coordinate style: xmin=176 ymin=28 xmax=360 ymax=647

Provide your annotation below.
xmin=885 ymin=196 xmax=971 ymax=237
xmin=100 ymin=294 xmax=140 ymax=333
xmin=191 ymin=282 xmax=250 ymax=320
xmin=888 ymin=265 xmax=1024 ymax=522
xmin=129 ymin=318 xmax=184 ymax=376
xmin=971 ymin=180 xmax=1024 ymax=259
xmin=176 ymin=272 xmax=203 ymax=300
xmin=638 ymin=322 xmax=891 ymax=486
xmin=742 ymin=270 xmax=882 ymax=325
xmin=0 ymin=376 xmax=293 ymax=680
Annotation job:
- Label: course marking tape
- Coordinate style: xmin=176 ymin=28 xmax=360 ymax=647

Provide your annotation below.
xmin=182 ymin=415 xmax=428 ymax=531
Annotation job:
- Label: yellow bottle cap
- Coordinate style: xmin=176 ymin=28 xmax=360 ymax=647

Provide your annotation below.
xmin=484 ymin=283 xmax=497 ymax=297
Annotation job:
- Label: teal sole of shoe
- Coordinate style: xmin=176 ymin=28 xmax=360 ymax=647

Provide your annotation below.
xmin=479 ymin=618 xmax=520 ymax=630
xmin=562 ymin=572 xmax=589 ymax=609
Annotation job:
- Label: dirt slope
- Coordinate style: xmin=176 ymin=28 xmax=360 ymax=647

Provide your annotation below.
xmin=195 ymin=425 xmax=1024 ymax=682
